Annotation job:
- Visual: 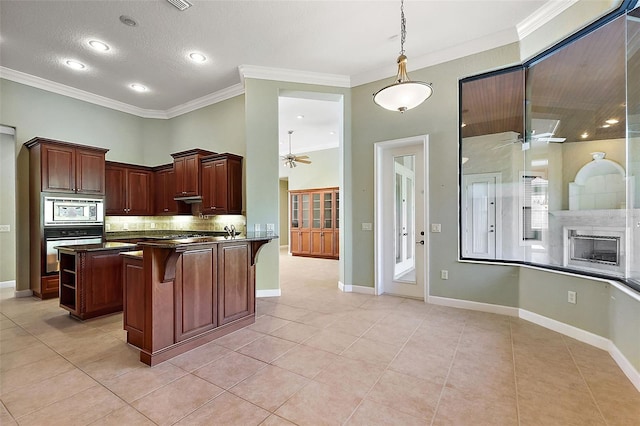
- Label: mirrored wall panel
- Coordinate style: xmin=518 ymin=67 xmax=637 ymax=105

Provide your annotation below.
xmin=460 ymin=5 xmax=640 ymax=290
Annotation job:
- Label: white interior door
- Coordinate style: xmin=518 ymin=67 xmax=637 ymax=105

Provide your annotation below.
xmin=462 ymin=173 xmax=501 ymax=259
xmin=375 ymin=136 xmax=428 ymax=300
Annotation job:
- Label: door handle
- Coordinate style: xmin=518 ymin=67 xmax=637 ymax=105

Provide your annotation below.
xmin=416 ymin=240 xmax=424 ymax=245
xmin=402 ymin=233 xmax=408 ymax=236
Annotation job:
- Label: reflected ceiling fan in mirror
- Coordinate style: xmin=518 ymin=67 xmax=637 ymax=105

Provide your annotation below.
xmin=282 ymin=130 xmax=312 ymax=168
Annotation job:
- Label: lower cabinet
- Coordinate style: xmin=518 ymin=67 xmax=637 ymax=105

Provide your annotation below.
xmin=123 ymin=253 xmax=144 ymax=348
xmin=58 ymin=247 xmax=133 ymax=320
xmin=127 ymin=238 xmax=268 ymax=366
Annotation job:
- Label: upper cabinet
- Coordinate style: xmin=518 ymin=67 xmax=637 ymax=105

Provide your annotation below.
xmin=201 ymin=154 xmax=243 ymax=215
xmin=171 ymin=149 xmax=215 ymax=198
xmin=25 ymin=137 xmax=107 ymax=195
xmin=153 ymin=164 xmax=190 ymax=215
xmin=105 ymin=162 xmax=153 ymax=216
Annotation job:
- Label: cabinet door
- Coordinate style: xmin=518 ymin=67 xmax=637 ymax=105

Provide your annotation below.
xmin=201 ymin=161 xmax=216 ymax=213
xmin=123 ymin=257 xmax=144 ymax=348
xmin=218 ymin=242 xmax=252 ymax=325
xmin=310 ymin=230 xmax=323 ymax=255
xmin=290 ymin=193 xmax=300 ymax=229
xmin=212 ymin=160 xmax=229 ymax=213
xmin=175 ymin=248 xmax=217 ymax=341
xmin=85 ymin=252 xmax=123 ymax=314
xmin=127 ymin=170 xmax=153 ymax=215
xmin=174 ymin=155 xmax=200 ymax=196
xmin=76 ymin=149 xmax=105 ymax=195
xmin=155 ymin=169 xmax=170 ymax=214
xmin=290 ymin=230 xmax=301 ymax=254
xmin=41 ymin=144 xmax=75 ymax=192
xmin=105 ymin=166 xmax=127 ymax=215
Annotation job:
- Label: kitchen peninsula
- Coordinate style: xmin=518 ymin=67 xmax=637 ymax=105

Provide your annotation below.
xmin=124 ymin=233 xmax=275 ymax=366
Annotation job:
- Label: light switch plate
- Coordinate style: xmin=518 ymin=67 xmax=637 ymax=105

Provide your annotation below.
xmin=254 ymin=223 xmax=261 ymax=232
xmin=431 ymin=223 xmax=442 ymax=233
xmin=362 ymin=223 xmax=372 ymax=231
xmin=0 ymin=225 xmax=9 ymax=232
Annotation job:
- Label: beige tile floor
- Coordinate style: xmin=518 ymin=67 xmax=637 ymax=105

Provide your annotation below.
xmin=1 ymin=250 xmax=639 ymax=425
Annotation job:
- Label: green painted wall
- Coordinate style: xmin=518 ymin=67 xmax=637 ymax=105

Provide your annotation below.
xmin=0 ymin=132 xmax=16 ymax=282
xmin=283 ymin=147 xmax=339 ymax=191
xmin=0 ymin=79 xmax=147 ymax=291
xmin=351 ymin=42 xmax=522 ymax=306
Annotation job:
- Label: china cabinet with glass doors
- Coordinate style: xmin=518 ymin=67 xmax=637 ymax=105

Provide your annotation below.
xmin=289 ymin=187 xmax=339 ymax=259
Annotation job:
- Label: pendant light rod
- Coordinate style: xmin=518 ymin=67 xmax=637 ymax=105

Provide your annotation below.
xmin=373 ymin=0 xmax=433 ymax=113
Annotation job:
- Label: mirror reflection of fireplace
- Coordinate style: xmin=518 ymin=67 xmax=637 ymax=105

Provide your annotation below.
xmin=564 ymin=227 xmax=625 ymax=277
xmin=570 ymin=232 xmax=619 ymax=266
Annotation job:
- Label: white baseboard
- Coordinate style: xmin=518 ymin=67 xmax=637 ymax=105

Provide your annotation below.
xmin=428 ymin=295 xmax=640 ymax=392
xmin=14 ymin=289 xmax=33 ymax=298
xmin=427 ymin=295 xmax=519 ymax=317
xmin=338 ymin=281 xmax=376 ymax=295
xmin=0 ymin=280 xmax=16 ymax=288
xmin=609 ymin=343 xmax=640 ymax=392
xmin=256 ymin=289 xmax=281 ymax=298
xmin=518 ymin=309 xmax=609 ymax=351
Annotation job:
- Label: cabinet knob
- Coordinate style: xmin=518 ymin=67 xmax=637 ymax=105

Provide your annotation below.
xmin=164 ymin=208 xmax=169 ymax=212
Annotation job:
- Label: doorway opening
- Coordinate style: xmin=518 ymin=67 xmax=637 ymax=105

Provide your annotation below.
xmin=374 ymin=135 xmax=429 ymax=300
xmin=277 ymin=91 xmax=344 ymax=293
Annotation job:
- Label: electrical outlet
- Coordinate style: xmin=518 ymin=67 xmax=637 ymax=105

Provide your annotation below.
xmin=105 ymin=223 xmax=111 ymax=231
xmin=362 ymin=223 xmax=372 ymax=231
xmin=150 ymin=222 xmax=156 ymax=229
xmin=123 ymin=223 xmax=129 ymax=231
xmin=266 ymin=223 xmax=275 ymax=234
xmin=441 ymin=270 xmax=449 ymax=280
xmin=0 ymin=225 xmax=10 ymax=232
xmin=431 ymin=223 xmax=442 ymax=233
xmin=254 ymin=223 xmax=261 ymax=232
xmin=568 ymin=291 xmax=577 ymax=304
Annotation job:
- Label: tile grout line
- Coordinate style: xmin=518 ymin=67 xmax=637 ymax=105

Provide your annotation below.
xmin=342 ymin=307 xmax=431 ymax=425
xmin=509 ymin=318 xmax=522 ymax=426
xmin=429 ymin=316 xmax=466 ymax=426
xmin=561 ymin=335 xmax=610 ymax=426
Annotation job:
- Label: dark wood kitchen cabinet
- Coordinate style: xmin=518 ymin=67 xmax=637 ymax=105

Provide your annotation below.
xmin=171 ymin=149 xmax=215 ymax=198
xmin=153 ymin=164 xmax=190 ymax=215
xmin=25 ymin=137 xmax=107 ymax=195
xmin=105 ymin=162 xmax=153 ymax=215
xmin=58 ymin=244 xmax=136 ymax=320
xmin=127 ymin=236 xmax=272 ymax=366
xmin=201 ymin=153 xmax=243 ymax=215
xmin=25 ymin=137 xmax=109 ymax=299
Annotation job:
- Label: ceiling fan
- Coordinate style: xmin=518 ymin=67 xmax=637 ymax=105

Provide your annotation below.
xmin=282 ymin=130 xmax=311 ymax=168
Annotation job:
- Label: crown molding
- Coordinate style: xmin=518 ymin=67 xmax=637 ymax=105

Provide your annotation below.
xmin=351 ymin=27 xmax=518 ymax=88
xmin=516 ymin=0 xmax=579 ymax=40
xmin=0 ymin=66 xmax=170 ymax=119
xmin=239 ymin=65 xmax=351 ymax=88
xmin=164 ymin=83 xmax=245 ymax=119
xmin=0 ymin=66 xmax=245 ymax=120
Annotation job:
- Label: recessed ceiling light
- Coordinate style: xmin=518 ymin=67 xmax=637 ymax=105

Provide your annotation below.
xmin=581 ymin=132 xmax=589 ymax=139
xmin=329 ymin=131 xmax=336 ymax=135
xmin=296 ymin=115 xmax=304 ymax=119
xmin=130 ymin=83 xmax=147 ymax=92
xmin=601 ymin=124 xmax=611 ymax=128
xmin=189 ymin=52 xmax=207 ymax=62
xmin=65 ymin=60 xmax=86 ymax=70
xmin=119 ymin=15 xmax=138 ymax=27
xmin=88 ymin=40 xmax=110 ymax=51
xmin=605 ymin=118 xmax=619 ymax=125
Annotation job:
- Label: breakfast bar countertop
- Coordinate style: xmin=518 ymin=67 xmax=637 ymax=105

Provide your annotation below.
xmin=56 ymin=242 xmax=137 ymax=253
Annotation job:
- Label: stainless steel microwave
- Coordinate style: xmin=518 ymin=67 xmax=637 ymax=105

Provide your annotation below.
xmin=43 ymin=197 xmax=104 ymax=226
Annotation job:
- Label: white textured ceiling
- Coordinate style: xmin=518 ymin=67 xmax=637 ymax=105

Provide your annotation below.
xmin=1 ymin=0 xmax=568 ymax=152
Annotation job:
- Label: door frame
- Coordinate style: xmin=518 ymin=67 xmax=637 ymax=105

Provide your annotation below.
xmin=374 ymin=135 xmax=429 ymax=300
xmin=461 ymin=172 xmax=502 ymax=259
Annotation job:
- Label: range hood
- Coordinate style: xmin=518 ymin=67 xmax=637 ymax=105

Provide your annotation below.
xmin=174 ymin=195 xmax=202 ymax=204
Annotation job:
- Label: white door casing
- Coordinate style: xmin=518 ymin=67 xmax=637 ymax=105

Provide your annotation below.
xmin=374 ymin=135 xmax=429 ymax=300
xmin=462 ymin=173 xmax=502 ymax=259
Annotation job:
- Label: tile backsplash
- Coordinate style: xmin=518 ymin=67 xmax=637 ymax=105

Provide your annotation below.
xmin=105 ymin=215 xmax=246 ymax=234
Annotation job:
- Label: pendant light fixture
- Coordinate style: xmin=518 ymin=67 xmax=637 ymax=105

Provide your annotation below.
xmin=373 ymin=0 xmax=433 ymax=113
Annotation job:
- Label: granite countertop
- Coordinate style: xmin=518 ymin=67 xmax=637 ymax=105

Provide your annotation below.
xmin=135 ymin=232 xmax=278 ymax=249
xmin=120 ymin=250 xmax=143 ymax=259
xmin=105 ymin=230 xmax=239 ymax=241
xmin=56 ymin=242 xmax=137 ymax=253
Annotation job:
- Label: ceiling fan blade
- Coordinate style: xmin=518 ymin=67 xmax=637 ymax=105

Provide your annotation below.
xmin=294 ymin=155 xmax=309 ymax=159
xmin=295 ymin=159 xmax=312 ymax=164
